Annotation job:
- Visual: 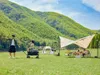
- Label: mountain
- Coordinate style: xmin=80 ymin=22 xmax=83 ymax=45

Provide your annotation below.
xmin=35 ymin=12 xmax=94 ymax=39
xmin=0 ymin=11 xmax=45 ymax=50
xmin=0 ymin=0 xmax=94 ymax=50
xmin=0 ymin=0 xmax=94 ymax=39
xmin=0 ymin=11 xmax=57 ymax=50
xmin=0 ymin=0 xmax=64 ymax=41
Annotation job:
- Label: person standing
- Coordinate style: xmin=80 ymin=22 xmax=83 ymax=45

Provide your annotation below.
xmin=8 ymin=35 xmax=16 ymax=58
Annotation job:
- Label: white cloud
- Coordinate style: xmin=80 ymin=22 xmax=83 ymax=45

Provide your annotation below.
xmin=82 ymin=0 xmax=100 ymax=12
xmin=40 ymin=0 xmax=58 ymax=3
xmin=66 ymin=12 xmax=86 ymax=19
xmin=30 ymin=4 xmax=63 ymax=15
xmin=67 ymin=12 xmax=82 ymax=18
xmin=9 ymin=0 xmax=61 ymax=14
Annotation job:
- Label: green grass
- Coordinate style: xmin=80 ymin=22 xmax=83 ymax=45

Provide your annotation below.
xmin=0 ymin=49 xmax=100 ymax=75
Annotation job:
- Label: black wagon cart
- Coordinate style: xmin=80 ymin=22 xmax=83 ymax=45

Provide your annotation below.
xmin=27 ymin=49 xmax=39 ymax=58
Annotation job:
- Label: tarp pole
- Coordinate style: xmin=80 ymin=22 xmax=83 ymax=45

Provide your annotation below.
xmin=58 ymin=36 xmax=60 ymax=56
xmin=97 ymin=41 xmax=100 ymax=57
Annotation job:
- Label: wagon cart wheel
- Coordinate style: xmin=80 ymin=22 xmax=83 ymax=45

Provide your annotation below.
xmin=27 ymin=55 xmax=30 ymax=58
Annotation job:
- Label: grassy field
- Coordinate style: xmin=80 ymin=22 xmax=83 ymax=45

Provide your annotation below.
xmin=0 ymin=49 xmax=100 ymax=75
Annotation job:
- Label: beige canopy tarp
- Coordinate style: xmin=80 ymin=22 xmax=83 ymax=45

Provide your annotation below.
xmin=59 ymin=35 xmax=94 ymax=48
xmin=74 ymin=35 xmax=95 ymax=48
xmin=59 ymin=36 xmax=75 ymax=48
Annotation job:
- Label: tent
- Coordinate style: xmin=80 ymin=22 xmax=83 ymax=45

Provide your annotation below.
xmin=42 ymin=46 xmax=54 ymax=54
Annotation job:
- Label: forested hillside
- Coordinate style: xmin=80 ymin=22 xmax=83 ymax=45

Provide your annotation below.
xmin=0 ymin=11 xmax=46 ymax=50
xmin=35 ymin=12 xmax=94 ymax=39
xmin=0 ymin=1 xmax=64 ymax=40
xmin=98 ymin=30 xmax=100 ymax=33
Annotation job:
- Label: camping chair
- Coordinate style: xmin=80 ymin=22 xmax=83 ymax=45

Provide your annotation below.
xmin=67 ymin=52 xmax=76 ymax=57
xmin=83 ymin=50 xmax=91 ymax=58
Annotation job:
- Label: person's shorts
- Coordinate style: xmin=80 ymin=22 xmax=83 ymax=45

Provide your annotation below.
xmin=9 ymin=45 xmax=16 ymax=53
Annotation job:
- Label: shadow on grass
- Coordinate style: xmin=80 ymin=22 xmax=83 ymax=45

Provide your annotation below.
xmin=65 ymin=56 xmax=100 ymax=59
xmin=10 ymin=57 xmax=41 ymax=59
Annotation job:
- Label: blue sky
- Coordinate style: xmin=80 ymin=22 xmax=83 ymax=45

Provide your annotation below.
xmin=9 ymin=0 xmax=100 ymax=30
